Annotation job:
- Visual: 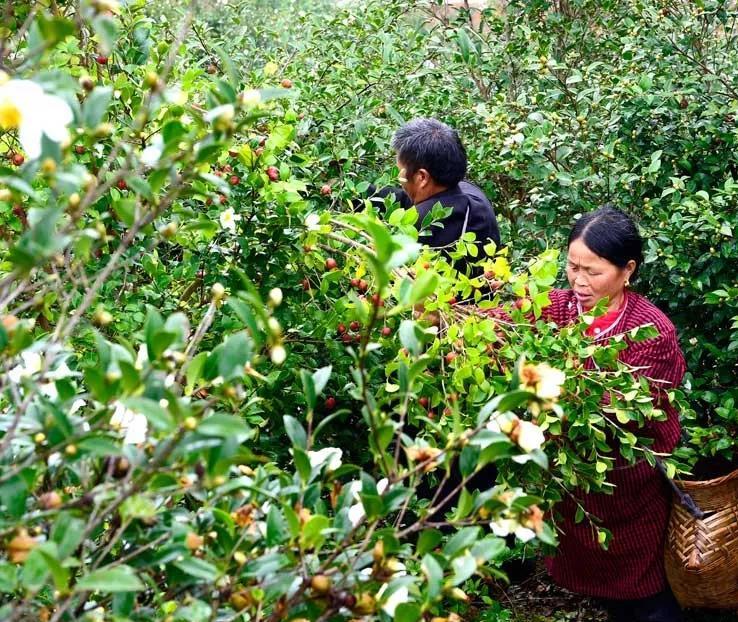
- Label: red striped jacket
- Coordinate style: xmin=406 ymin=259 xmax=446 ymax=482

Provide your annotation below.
xmin=542 ymin=289 xmax=686 ymax=599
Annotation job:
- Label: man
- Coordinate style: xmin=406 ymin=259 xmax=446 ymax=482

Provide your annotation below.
xmin=372 ymin=117 xmax=500 ymax=260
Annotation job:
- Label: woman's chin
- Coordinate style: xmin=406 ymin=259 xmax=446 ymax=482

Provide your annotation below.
xmin=574 ymin=292 xmax=594 ymax=308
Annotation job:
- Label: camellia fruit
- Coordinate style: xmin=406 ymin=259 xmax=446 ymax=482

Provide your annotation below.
xmin=11 ymin=153 xmax=24 ymax=166
xmin=320 ymin=183 xmax=331 ymax=195
xmin=310 ymin=574 xmax=331 ymax=595
xmin=266 ymin=166 xmax=279 ymax=182
xmin=325 ymin=257 xmax=338 ymax=271
xmin=381 ymin=326 xmax=392 ymax=337
xmin=325 ymin=396 xmax=336 ymax=411
xmin=96 ymin=54 xmax=108 ymax=65
xmin=117 ymin=179 xmax=127 ymax=191
xmin=280 ymin=78 xmax=293 ymax=88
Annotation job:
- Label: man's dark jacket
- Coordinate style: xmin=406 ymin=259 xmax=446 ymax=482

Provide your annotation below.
xmin=371 ymin=181 xmax=500 ymax=271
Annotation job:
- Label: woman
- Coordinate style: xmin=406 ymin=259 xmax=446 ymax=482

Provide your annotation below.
xmin=543 ymin=206 xmax=686 ymax=622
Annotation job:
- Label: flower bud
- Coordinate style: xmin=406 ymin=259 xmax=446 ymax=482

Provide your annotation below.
xmin=267 ymin=287 xmax=283 ymax=307
xmin=211 ymin=282 xmax=226 ymax=302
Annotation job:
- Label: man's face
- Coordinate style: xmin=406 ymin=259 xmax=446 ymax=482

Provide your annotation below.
xmin=396 ymin=157 xmax=426 ymax=204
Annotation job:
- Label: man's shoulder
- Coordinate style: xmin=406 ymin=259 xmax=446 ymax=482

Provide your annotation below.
xmin=458 ymin=181 xmax=492 ymax=208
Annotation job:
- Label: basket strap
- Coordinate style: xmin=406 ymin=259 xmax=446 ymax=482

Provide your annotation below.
xmin=656 ymin=458 xmax=705 ymax=520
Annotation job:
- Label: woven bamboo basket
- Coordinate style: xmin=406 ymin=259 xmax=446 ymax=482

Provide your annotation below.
xmin=665 ymin=468 xmax=738 ymax=609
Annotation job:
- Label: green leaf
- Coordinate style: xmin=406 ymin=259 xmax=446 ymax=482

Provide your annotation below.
xmin=399 ymin=319 xmax=421 ymax=356
xmin=421 ymin=554 xmax=443 ymax=600
xmin=443 ymin=527 xmax=480 ymax=558
xmin=83 ymin=87 xmax=113 ymax=127
xmin=198 ymin=414 xmax=251 ymax=441
xmin=312 ymin=365 xmax=332 ymax=397
xmin=21 ymin=546 xmax=51 ymax=591
xmin=300 ymin=515 xmax=330 ymax=550
xmin=266 ymin=506 xmax=287 ymax=546
xmin=395 ymin=603 xmax=421 ymax=622
xmin=284 ymin=415 xmax=307 ymax=449
xmin=51 ymin=513 xmax=84 ymax=559
xmin=416 ymin=528 xmax=442 ymax=556
xmin=173 ymin=557 xmax=219 ymax=582
xmin=75 ymin=566 xmax=145 ymax=593
xmin=459 ymin=445 xmax=480 ymax=477
xmin=450 ymin=552 xmax=477 ymax=585
xmin=0 ymin=563 xmax=17 ymax=593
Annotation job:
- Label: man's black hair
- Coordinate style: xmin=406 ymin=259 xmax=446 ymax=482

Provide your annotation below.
xmin=568 ymin=205 xmax=644 ymax=280
xmin=391 ymin=118 xmax=467 ymax=187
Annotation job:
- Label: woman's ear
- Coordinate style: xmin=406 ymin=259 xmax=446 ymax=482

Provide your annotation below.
xmin=625 ymin=259 xmax=637 ymax=281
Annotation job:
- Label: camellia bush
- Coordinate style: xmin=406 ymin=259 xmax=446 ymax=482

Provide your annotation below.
xmin=0 ymin=1 xmax=717 ymax=622
xmin=208 ymin=0 xmax=738 ymax=469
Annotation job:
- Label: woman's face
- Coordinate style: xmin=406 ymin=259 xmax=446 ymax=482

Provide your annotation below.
xmin=566 ymin=238 xmax=635 ymax=311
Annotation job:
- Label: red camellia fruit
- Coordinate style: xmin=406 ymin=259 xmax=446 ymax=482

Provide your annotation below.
xmin=281 ymin=78 xmax=293 ymax=89
xmin=96 ymin=54 xmax=108 ymax=65
xmin=223 ymin=164 xmax=232 ymax=173
xmin=75 ymin=145 xmax=85 ymax=155
xmin=515 ymin=298 xmax=527 ymax=310
xmin=418 ymin=396 xmax=429 ymax=409
xmin=266 ymin=166 xmax=279 ymax=182
xmin=445 ymin=352 xmax=458 ymax=364
xmin=229 ymin=175 xmax=240 ymax=185
xmin=381 ymin=326 xmax=392 ymax=337
xmin=337 ymin=323 xmax=346 ymax=335
xmin=11 ymin=153 xmax=24 ymax=166
xmin=116 ymin=179 xmax=127 ymax=191
xmin=349 ymin=321 xmax=360 ymax=331
xmin=350 ymin=278 xmax=360 ymax=289
xmin=325 ymin=396 xmax=336 ymax=411
xmin=371 ymin=293 xmax=383 ymax=307
xmin=320 ymin=184 xmax=332 ymax=196
xmin=301 ymin=278 xmax=311 ymax=291
xmin=358 ymin=279 xmax=368 ymax=293
xmin=219 ymin=194 xmax=227 ymax=205
xmin=325 ymin=258 xmax=338 ymax=271
xmin=341 ymin=333 xmax=352 ymax=344
xmin=449 ymin=296 xmax=457 ymax=305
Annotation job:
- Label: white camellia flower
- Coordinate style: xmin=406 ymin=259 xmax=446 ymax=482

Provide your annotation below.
xmin=8 ymin=350 xmax=43 ymax=384
xmin=0 ymin=78 xmax=73 ymax=159
xmin=520 ymin=362 xmax=566 ymax=400
xmin=308 ymin=447 xmax=343 ymax=472
xmin=516 ymin=420 xmax=545 ymax=453
xmin=377 ymin=584 xmax=409 ymax=617
xmin=110 ymin=402 xmax=148 ymax=445
xmin=304 ymin=212 xmax=320 ymax=231
xmin=490 ymin=517 xmax=536 ymax=543
xmin=141 ymin=134 xmax=164 ymax=167
xmin=219 ymin=207 xmax=241 ymax=233
xmin=486 ymin=411 xmax=518 ymax=435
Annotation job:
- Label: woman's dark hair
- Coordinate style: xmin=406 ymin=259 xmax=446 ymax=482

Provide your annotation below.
xmin=568 ymin=206 xmax=644 ymax=280
xmin=391 ymin=118 xmax=467 ymax=187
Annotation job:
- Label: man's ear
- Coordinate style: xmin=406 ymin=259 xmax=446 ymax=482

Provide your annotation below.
xmin=416 ymin=168 xmax=431 ymax=187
